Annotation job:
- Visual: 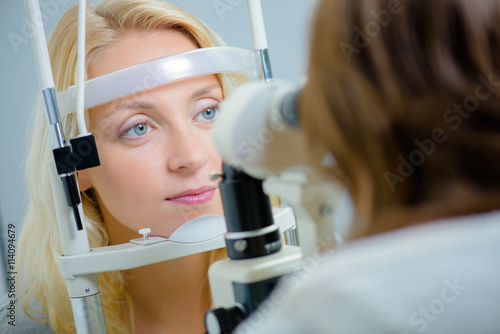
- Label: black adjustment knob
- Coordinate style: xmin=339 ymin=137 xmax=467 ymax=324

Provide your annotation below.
xmin=205 ymin=305 xmax=246 ymax=334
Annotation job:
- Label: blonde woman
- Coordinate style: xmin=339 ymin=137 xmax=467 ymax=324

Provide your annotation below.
xmin=0 ymin=0 xmax=243 ymax=332
xmin=236 ymin=0 xmax=500 ymax=333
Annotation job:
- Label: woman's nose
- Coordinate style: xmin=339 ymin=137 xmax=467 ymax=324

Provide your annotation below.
xmin=166 ymin=127 xmax=208 ymax=172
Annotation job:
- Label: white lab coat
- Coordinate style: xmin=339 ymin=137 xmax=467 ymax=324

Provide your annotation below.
xmin=235 ymin=210 xmax=500 ymax=334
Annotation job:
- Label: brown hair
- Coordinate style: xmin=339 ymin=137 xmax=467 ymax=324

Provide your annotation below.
xmin=301 ymin=0 xmax=500 ymax=238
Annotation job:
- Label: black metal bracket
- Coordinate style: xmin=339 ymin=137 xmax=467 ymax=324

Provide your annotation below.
xmin=53 ymin=133 xmax=100 ymax=175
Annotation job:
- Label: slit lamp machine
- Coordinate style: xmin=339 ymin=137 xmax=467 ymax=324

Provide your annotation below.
xmin=24 ymin=0 xmax=347 ymax=332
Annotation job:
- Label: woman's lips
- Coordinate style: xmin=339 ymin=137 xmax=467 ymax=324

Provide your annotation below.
xmin=166 ymin=186 xmax=216 ymax=205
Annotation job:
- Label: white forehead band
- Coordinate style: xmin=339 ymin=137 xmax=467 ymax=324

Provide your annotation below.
xmin=56 ymin=47 xmax=260 ymax=116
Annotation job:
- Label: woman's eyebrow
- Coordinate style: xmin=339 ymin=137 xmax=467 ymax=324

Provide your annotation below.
xmin=102 ymin=100 xmax=153 ymax=120
xmin=189 ymin=84 xmax=221 ymax=101
xmin=112 ymin=101 xmax=153 ymax=112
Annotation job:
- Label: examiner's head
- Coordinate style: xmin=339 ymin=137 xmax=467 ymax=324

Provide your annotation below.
xmin=300 ymin=0 xmax=500 ymax=237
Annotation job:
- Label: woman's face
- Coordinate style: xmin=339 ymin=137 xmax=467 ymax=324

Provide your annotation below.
xmin=80 ymin=30 xmax=224 ymax=242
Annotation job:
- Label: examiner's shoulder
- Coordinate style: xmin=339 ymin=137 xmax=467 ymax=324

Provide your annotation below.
xmin=236 ymin=210 xmax=500 ymax=334
xmin=0 ymin=293 xmax=53 ymax=333
xmin=316 ymin=209 xmax=500 ymax=279
xmin=312 ymin=211 xmax=500 ymax=332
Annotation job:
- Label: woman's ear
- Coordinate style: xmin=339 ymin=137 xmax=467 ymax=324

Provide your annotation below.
xmin=78 ymin=170 xmax=92 ymax=192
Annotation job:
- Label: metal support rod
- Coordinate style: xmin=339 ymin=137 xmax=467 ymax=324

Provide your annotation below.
xmin=25 ymin=0 xmax=107 ymax=332
xmin=247 ymin=0 xmax=299 ymax=246
xmin=257 ymin=48 xmax=273 ymax=82
xmin=49 ymin=162 xmax=107 ymax=333
xmin=71 ymin=294 xmax=107 ymax=333
xmin=247 ymin=0 xmax=274 ymax=82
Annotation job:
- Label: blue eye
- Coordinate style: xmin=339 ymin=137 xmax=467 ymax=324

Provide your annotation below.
xmin=196 ymin=106 xmax=218 ymax=121
xmin=124 ymin=122 xmax=150 ymax=137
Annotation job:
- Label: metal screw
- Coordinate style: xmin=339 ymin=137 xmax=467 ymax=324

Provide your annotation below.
xmin=234 ymin=240 xmax=248 ymax=252
xmin=139 ymin=228 xmax=151 ymax=243
xmin=85 ymin=288 xmax=90 ymax=293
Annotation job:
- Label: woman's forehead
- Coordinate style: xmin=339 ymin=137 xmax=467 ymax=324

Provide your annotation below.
xmin=88 ymin=30 xmax=199 ymax=79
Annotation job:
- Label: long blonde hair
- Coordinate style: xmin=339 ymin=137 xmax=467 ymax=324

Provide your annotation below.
xmin=19 ymin=0 xmax=240 ymax=332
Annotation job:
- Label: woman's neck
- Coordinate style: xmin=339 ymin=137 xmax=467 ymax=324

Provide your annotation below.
xmin=124 ymin=254 xmax=212 ymax=334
